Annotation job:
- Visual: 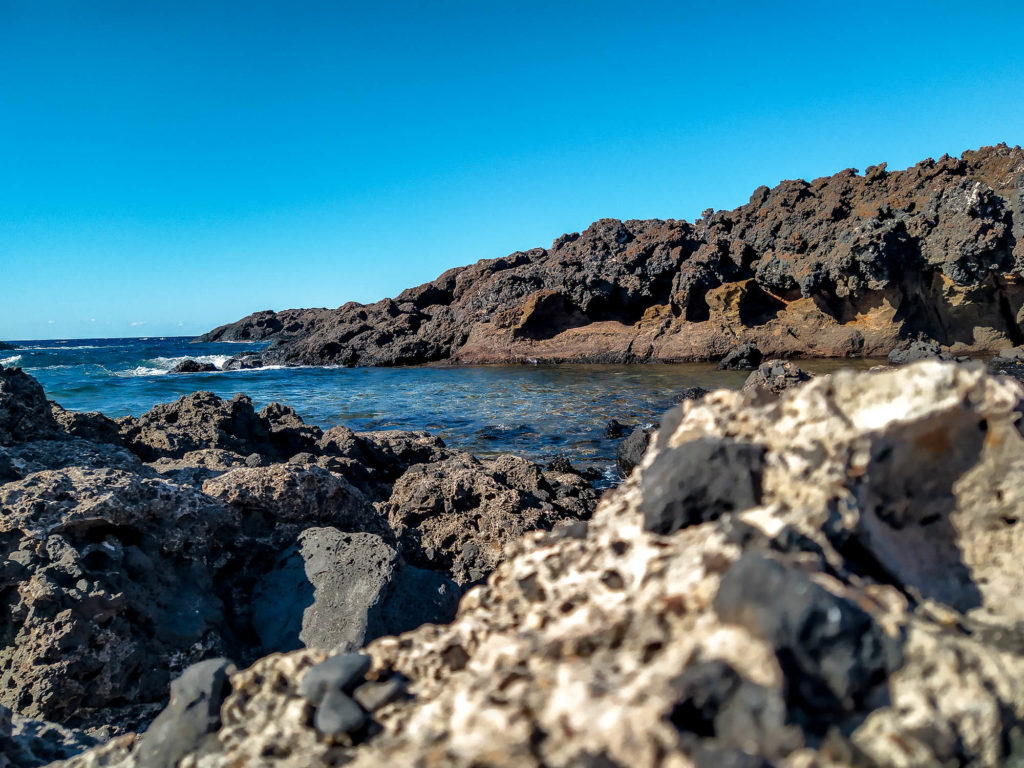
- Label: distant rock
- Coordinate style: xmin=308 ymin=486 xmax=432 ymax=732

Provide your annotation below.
xmin=168 ymin=359 xmax=218 ymax=374
xmin=887 ymin=339 xmax=954 ymax=365
xmin=199 ymin=145 xmax=1024 ymax=367
xmin=0 ymin=341 xmax=17 ymax=351
xmin=717 ymin=342 xmax=763 ymax=370
xmin=741 ymin=359 xmax=813 ymax=396
xmin=221 ymin=353 xmax=263 ymax=370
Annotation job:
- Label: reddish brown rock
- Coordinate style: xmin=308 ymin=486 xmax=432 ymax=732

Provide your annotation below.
xmin=200 ymin=144 xmax=1024 ymax=366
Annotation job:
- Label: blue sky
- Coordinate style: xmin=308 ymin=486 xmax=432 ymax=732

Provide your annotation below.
xmin=2 ymin=0 xmax=1023 ymax=340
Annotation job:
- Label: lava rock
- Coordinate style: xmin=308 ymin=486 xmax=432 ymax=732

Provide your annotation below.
xmin=603 ymin=419 xmax=634 ymax=439
xmin=741 ymin=360 xmax=813 ymax=397
xmin=615 ymin=425 xmax=653 ymax=478
xmin=887 ymin=340 xmax=953 ymax=365
xmin=168 ymin=360 xmax=219 ymax=374
xmin=0 ymin=366 xmax=58 ymax=445
xmin=717 ymin=343 xmax=764 ymax=371
xmin=134 ymin=658 xmax=235 ymax=768
xmin=641 ymin=437 xmax=764 ymax=534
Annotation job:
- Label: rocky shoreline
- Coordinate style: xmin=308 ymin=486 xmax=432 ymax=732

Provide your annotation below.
xmin=2 ymin=355 xmax=1024 ymax=766
xmin=200 ymin=144 xmax=1024 ymax=369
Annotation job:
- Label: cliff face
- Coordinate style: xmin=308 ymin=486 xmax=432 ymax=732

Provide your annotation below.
xmin=199 ymin=144 xmax=1024 ymax=365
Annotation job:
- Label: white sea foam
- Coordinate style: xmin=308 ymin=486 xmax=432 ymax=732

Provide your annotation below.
xmin=16 ymin=345 xmax=109 ymax=351
xmin=1 ymin=355 xmax=22 ymax=366
xmin=116 ymin=366 xmax=169 ymax=377
xmin=150 ymin=355 xmax=232 ymax=371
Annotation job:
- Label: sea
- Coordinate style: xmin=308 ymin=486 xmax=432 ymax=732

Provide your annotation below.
xmin=1 ymin=336 xmax=867 ymax=485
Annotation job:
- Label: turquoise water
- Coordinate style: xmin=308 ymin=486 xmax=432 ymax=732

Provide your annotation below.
xmin=3 ymin=337 xmax=869 ymax=480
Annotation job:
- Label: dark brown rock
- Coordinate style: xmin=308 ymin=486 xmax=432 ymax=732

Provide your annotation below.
xmin=199 ymin=145 xmax=1024 ymax=367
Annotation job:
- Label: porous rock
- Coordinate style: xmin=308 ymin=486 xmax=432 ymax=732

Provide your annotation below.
xmin=0 ymin=366 xmax=57 ymax=444
xmin=68 ymin=362 xmax=1024 ymax=768
xmin=251 ymin=528 xmax=460 ymax=653
xmin=740 ymin=359 xmax=813 ymax=397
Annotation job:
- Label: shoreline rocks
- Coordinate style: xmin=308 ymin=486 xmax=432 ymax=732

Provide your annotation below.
xmin=200 ymin=144 xmax=1024 ymax=368
xmin=0 ymin=362 xmax=598 ymax=759
xmin=47 ymin=359 xmax=1024 ymax=768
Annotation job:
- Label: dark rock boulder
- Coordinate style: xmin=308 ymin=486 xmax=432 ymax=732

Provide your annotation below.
xmin=168 ymin=359 xmax=219 ymax=374
xmin=603 ymin=419 xmax=633 ymax=439
xmin=887 ymin=339 xmax=954 ymax=365
xmin=0 ymin=341 xmax=17 ymax=351
xmin=220 ymin=353 xmax=263 ymax=370
xmin=616 ymin=425 xmax=653 ymax=478
xmin=0 ymin=468 xmax=237 ymax=726
xmin=383 ymin=451 xmax=595 ymax=584
xmin=672 ymin=386 xmax=709 ymax=403
xmin=0 ymin=366 xmax=58 ymax=445
xmin=118 ymin=392 xmax=321 ymax=463
xmin=50 ymin=403 xmax=122 ymax=445
xmin=133 ymin=659 xmax=235 ymax=768
xmin=251 ymin=528 xmax=461 ymax=653
xmin=717 ymin=343 xmax=763 ymax=371
xmin=741 ymin=360 xmax=813 ymax=397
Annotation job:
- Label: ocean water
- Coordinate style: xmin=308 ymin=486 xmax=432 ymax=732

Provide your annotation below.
xmin=4 ymin=336 xmax=870 ymax=482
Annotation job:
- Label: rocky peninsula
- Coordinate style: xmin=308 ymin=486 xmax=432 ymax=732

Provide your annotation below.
xmin=2 ymin=354 xmax=1024 ymax=766
xmin=200 ymin=144 xmax=1024 ymax=367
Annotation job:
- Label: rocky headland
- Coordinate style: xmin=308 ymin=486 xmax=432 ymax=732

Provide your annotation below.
xmin=0 ymin=357 xmax=1015 ymax=767
xmin=200 ymin=144 xmax=1024 ymax=367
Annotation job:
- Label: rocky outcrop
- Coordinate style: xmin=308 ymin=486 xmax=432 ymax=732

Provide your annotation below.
xmin=168 ymin=359 xmax=218 ymax=374
xmin=202 ymin=144 xmax=1024 ymax=366
xmin=0 ymin=342 xmax=17 ymax=352
xmin=740 ymin=359 xmax=813 ymax=397
xmin=0 ymin=366 xmax=596 ymax=752
xmin=55 ymin=361 xmax=1024 ymax=767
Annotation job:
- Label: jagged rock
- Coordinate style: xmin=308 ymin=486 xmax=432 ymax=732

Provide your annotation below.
xmin=717 ymin=342 xmax=763 ymax=370
xmin=133 ymin=659 xmax=234 ymax=768
xmin=0 ymin=468 xmax=237 ymax=726
xmin=0 ymin=437 xmax=143 ymax=482
xmin=672 ymin=385 xmax=709 ymax=403
xmin=64 ymin=362 xmax=1024 ymax=768
xmin=202 ymin=463 xmax=386 ymax=542
xmin=50 ymin=403 xmax=122 ymax=445
xmin=117 ymin=391 xmax=321 ymax=462
xmin=603 ymin=419 xmax=633 ymax=439
xmin=382 ymin=451 xmax=595 ymax=584
xmin=220 ymin=354 xmax=263 ymax=370
xmin=168 ymin=359 xmax=219 ymax=374
xmin=252 ymin=529 xmax=460 ymax=653
xmin=0 ymin=366 xmax=57 ymax=445
xmin=198 ymin=146 xmax=1024 ymax=366
xmin=740 ymin=359 xmax=813 ymax=396
xmin=887 ymin=339 xmax=954 ymax=365
xmin=0 ymin=705 xmax=98 ymax=768
xmin=616 ymin=424 xmax=653 ymax=477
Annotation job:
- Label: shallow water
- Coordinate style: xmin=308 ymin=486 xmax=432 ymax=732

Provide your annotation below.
xmin=6 ymin=336 xmax=878 ymax=481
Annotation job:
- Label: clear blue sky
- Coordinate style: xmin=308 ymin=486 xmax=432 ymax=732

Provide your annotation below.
xmin=2 ymin=0 xmax=1023 ymax=340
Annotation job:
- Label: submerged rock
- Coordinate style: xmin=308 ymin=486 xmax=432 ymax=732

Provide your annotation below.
xmin=168 ymin=359 xmax=219 ymax=374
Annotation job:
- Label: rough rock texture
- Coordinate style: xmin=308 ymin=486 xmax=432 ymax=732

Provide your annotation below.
xmin=201 ymin=145 xmax=1024 ymax=366
xmin=0 ymin=366 xmax=57 ymax=445
xmin=741 ymin=359 xmax=814 ymax=397
xmin=717 ymin=342 xmax=763 ymax=370
xmin=169 ymin=360 xmax=219 ymax=374
xmin=0 ymin=367 xmax=597 ymax=751
xmin=58 ymin=362 xmax=1024 ymax=768
xmin=252 ymin=528 xmax=460 ymax=653
xmin=381 ymin=452 xmax=597 ymax=584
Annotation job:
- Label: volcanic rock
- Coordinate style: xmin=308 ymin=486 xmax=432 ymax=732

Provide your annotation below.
xmin=0 ymin=365 xmax=57 ymax=444
xmin=740 ymin=359 xmax=813 ymax=396
xmin=616 ymin=424 xmax=654 ymax=478
xmin=199 ymin=145 xmax=1024 ymax=367
xmin=58 ymin=361 xmax=1024 ymax=768
xmin=168 ymin=359 xmax=218 ymax=374
xmin=0 ymin=341 xmax=17 ymax=351
xmin=717 ymin=342 xmax=763 ymax=370
xmin=887 ymin=339 xmax=955 ymax=365
xmin=252 ymin=529 xmax=460 ymax=653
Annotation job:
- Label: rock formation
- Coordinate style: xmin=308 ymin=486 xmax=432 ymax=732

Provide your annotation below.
xmin=201 ymin=144 xmax=1024 ymax=366
xmin=48 ymin=360 xmax=1024 ymax=768
xmin=0 ymin=361 xmax=596 ymax=762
